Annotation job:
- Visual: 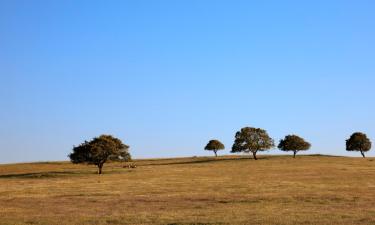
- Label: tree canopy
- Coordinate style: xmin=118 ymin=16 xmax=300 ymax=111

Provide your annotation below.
xmin=346 ymin=132 xmax=372 ymax=158
xmin=231 ymin=127 xmax=274 ymax=160
xmin=204 ymin=139 xmax=225 ymax=157
xmin=278 ymin=135 xmax=311 ymax=158
xmin=69 ymin=135 xmax=130 ymax=174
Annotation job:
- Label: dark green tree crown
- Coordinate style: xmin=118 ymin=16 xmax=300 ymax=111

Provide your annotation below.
xmin=231 ymin=127 xmax=275 ymax=153
xmin=69 ymin=134 xmax=130 ymax=166
xmin=278 ymin=135 xmax=311 ymax=151
xmin=205 ymin=140 xmax=225 ymax=151
xmin=346 ymin=132 xmax=372 ymax=152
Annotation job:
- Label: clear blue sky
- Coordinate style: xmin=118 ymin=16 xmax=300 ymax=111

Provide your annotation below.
xmin=1 ymin=0 xmax=374 ymax=163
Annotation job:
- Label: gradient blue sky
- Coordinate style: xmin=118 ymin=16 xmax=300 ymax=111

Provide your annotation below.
xmin=1 ymin=0 xmax=374 ymax=163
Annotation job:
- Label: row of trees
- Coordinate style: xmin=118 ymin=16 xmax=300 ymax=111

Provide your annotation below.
xmin=205 ymin=127 xmax=372 ymax=160
xmin=69 ymin=127 xmax=372 ymax=174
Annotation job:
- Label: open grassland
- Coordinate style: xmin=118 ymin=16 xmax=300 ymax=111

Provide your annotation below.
xmin=1 ymin=155 xmax=375 ymax=225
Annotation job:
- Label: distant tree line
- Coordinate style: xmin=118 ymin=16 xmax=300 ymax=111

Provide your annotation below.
xmin=204 ymin=126 xmax=372 ymax=160
xmin=69 ymin=128 xmax=372 ymax=174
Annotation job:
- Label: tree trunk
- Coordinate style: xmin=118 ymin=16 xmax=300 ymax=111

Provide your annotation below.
xmin=98 ymin=164 xmax=103 ymax=174
xmin=360 ymin=151 xmax=365 ymax=158
xmin=214 ymin=150 xmax=217 ymax=157
xmin=252 ymin=151 xmax=258 ymax=160
xmin=293 ymin=151 xmax=297 ymax=158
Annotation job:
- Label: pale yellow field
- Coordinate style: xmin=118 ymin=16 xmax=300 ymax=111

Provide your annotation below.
xmin=1 ymin=155 xmax=375 ymax=225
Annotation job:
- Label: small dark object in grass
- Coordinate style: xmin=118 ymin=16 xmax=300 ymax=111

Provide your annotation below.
xmin=123 ymin=163 xmax=137 ymax=169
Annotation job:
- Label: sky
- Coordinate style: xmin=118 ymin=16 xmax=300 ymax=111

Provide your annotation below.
xmin=1 ymin=0 xmax=374 ymax=163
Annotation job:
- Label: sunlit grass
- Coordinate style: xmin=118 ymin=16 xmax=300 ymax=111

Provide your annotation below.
xmin=1 ymin=155 xmax=375 ymax=224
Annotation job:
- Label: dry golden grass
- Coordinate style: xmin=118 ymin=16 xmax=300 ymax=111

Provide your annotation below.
xmin=1 ymin=155 xmax=375 ymax=225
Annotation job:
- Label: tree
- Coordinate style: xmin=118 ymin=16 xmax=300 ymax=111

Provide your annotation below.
xmin=204 ymin=139 xmax=225 ymax=157
xmin=231 ymin=127 xmax=274 ymax=160
xmin=278 ymin=135 xmax=311 ymax=158
xmin=346 ymin=132 xmax=372 ymax=158
xmin=69 ymin=135 xmax=130 ymax=174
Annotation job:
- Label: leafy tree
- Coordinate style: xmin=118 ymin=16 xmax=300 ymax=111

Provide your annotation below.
xmin=346 ymin=132 xmax=372 ymax=158
xmin=278 ymin=135 xmax=311 ymax=158
xmin=109 ymin=149 xmax=132 ymax=162
xmin=69 ymin=135 xmax=130 ymax=174
xmin=205 ymin=139 xmax=225 ymax=157
xmin=231 ymin=127 xmax=274 ymax=160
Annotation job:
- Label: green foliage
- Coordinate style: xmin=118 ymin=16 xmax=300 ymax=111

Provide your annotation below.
xmin=204 ymin=140 xmax=225 ymax=157
xmin=231 ymin=127 xmax=274 ymax=160
xmin=69 ymin=135 xmax=130 ymax=174
xmin=346 ymin=132 xmax=372 ymax=158
xmin=278 ymin=135 xmax=311 ymax=158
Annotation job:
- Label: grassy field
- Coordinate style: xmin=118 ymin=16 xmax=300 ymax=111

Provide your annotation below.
xmin=1 ymin=155 xmax=375 ymax=225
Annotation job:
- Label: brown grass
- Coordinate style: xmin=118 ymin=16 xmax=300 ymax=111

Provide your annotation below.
xmin=1 ymin=155 xmax=375 ymax=225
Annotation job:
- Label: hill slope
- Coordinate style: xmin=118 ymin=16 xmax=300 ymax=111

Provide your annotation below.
xmin=1 ymin=155 xmax=375 ymax=224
